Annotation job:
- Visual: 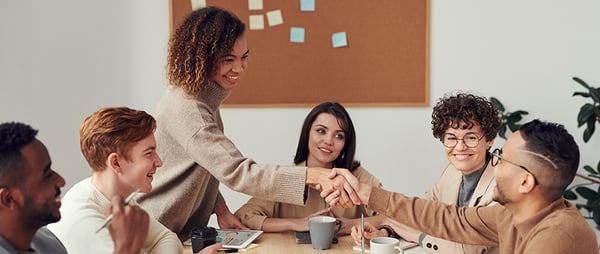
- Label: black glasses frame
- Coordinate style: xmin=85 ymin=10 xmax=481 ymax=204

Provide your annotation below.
xmin=491 ymin=148 xmax=538 ymax=185
xmin=442 ymin=133 xmax=484 ymax=148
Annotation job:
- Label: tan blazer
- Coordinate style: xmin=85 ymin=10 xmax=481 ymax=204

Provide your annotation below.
xmin=420 ymin=162 xmax=498 ymax=254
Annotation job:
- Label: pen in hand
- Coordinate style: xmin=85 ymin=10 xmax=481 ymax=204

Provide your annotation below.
xmin=95 ymin=188 xmax=140 ymax=233
xmin=361 ymin=213 xmax=365 ymax=254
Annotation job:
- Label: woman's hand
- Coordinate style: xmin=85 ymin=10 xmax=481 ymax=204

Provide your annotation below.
xmin=216 ymin=210 xmax=248 ymax=230
xmin=350 ymin=222 xmax=385 ymax=246
xmin=214 ymin=202 xmax=249 ymax=230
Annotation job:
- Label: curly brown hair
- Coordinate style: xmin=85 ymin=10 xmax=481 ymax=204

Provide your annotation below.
xmin=166 ymin=7 xmax=245 ymax=98
xmin=431 ymin=92 xmax=501 ymax=141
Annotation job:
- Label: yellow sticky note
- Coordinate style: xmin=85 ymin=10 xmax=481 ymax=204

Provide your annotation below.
xmin=266 ymin=9 xmax=283 ymax=26
xmin=191 ymin=0 xmax=206 ymax=10
xmin=248 ymin=0 xmax=263 ymax=10
xmin=249 ymin=15 xmax=264 ymax=30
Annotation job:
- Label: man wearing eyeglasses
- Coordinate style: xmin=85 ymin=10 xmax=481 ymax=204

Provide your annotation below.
xmin=350 ymin=93 xmax=500 ymax=254
xmin=329 ymin=119 xmax=598 ymax=253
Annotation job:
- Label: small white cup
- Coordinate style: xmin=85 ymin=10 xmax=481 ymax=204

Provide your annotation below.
xmin=370 ymin=237 xmax=401 ymax=254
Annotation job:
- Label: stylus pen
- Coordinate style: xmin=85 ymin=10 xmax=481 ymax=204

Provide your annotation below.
xmin=361 ymin=213 xmax=365 ymax=254
xmin=95 ymin=188 xmax=140 ymax=233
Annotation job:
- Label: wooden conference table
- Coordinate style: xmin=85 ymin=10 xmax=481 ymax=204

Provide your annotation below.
xmin=183 ymin=231 xmax=426 ymax=254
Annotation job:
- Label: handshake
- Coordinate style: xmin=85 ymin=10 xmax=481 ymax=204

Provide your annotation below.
xmin=308 ymin=167 xmax=371 ymax=208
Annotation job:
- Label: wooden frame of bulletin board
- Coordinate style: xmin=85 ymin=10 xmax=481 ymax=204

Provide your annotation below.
xmin=170 ymin=0 xmax=429 ymax=107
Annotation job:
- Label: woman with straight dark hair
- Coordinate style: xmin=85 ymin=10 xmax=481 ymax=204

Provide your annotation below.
xmin=235 ymin=102 xmax=383 ymax=234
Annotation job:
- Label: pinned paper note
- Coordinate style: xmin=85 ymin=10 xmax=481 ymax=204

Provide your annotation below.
xmin=191 ymin=0 xmax=206 ymax=10
xmin=266 ymin=9 xmax=283 ymax=26
xmin=248 ymin=0 xmax=263 ymax=10
xmin=300 ymin=0 xmax=315 ymax=12
xmin=332 ymin=32 xmax=348 ymax=48
xmin=290 ymin=27 xmax=305 ymax=43
xmin=249 ymin=15 xmax=264 ymax=30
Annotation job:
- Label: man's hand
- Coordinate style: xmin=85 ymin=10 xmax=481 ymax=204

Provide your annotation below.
xmin=107 ymin=195 xmax=149 ymax=254
xmin=382 ymin=217 xmax=421 ymax=242
xmin=307 ymin=167 xmax=360 ymax=208
xmin=214 ymin=202 xmax=249 ymax=230
xmin=322 ymin=168 xmax=371 ymax=208
xmin=350 ymin=222 xmax=382 ymax=246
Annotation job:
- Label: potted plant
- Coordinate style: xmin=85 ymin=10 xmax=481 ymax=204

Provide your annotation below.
xmin=490 ymin=97 xmax=529 ymax=139
xmin=572 ymin=77 xmax=600 ymax=142
xmin=563 ymin=77 xmax=600 ymax=227
xmin=564 ymin=161 xmax=600 ymax=226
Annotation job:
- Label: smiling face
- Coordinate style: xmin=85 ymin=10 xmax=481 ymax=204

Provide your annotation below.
xmin=443 ymin=122 xmax=493 ymax=175
xmin=116 ymin=134 xmax=162 ymax=194
xmin=212 ymin=34 xmax=249 ymax=90
xmin=19 ymin=139 xmax=65 ymax=228
xmin=306 ymin=113 xmax=346 ymax=168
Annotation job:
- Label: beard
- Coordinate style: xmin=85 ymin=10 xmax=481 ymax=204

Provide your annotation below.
xmin=492 ymin=185 xmax=510 ymax=205
xmin=23 ymin=196 xmax=61 ymax=228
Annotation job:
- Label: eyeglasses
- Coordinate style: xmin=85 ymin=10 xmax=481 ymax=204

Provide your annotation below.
xmin=491 ymin=148 xmax=538 ymax=185
xmin=442 ymin=133 xmax=484 ymax=148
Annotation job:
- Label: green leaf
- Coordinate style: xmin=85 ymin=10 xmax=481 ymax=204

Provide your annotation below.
xmin=577 ymin=104 xmax=595 ymax=126
xmin=580 ymin=204 xmax=594 ymax=213
xmin=507 ymin=122 xmax=520 ymax=132
xmin=506 ymin=114 xmax=524 ymax=121
xmin=490 ymin=97 xmax=505 ymax=111
xmin=584 ymin=165 xmax=598 ymax=175
xmin=584 ymin=129 xmax=593 ymax=142
xmin=589 ymin=197 xmax=600 ymax=206
xmin=574 ymin=77 xmax=592 ymax=90
xmin=498 ymin=125 xmax=507 ymax=139
xmin=512 ymin=110 xmax=529 ymax=116
xmin=573 ymin=91 xmax=591 ymax=98
xmin=564 ymin=190 xmax=578 ymax=200
xmin=583 ymin=118 xmax=596 ymax=142
xmin=588 ymin=86 xmax=600 ymax=103
xmin=594 ymin=207 xmax=600 ymax=226
xmin=575 ymin=186 xmax=600 ymax=200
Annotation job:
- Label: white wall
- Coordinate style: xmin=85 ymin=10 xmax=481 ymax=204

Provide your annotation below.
xmin=1 ymin=1 xmax=599 ymax=227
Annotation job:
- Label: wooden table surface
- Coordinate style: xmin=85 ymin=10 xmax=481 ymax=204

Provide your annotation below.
xmin=183 ymin=231 xmax=425 ymax=254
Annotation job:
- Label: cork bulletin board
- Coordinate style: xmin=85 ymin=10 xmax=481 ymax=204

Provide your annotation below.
xmin=170 ymin=0 xmax=429 ymax=107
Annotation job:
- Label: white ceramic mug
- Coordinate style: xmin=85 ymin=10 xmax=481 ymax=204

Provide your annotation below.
xmin=370 ymin=237 xmax=401 ymax=254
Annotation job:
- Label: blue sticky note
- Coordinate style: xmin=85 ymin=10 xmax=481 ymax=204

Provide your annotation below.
xmin=332 ymin=32 xmax=348 ymax=48
xmin=300 ymin=0 xmax=315 ymax=12
xmin=290 ymin=27 xmax=305 ymax=43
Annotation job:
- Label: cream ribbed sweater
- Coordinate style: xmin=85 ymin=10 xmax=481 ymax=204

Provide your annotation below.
xmin=138 ymin=83 xmax=307 ymax=239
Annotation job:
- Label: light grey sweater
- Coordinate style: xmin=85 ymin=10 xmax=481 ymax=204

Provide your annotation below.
xmin=138 ymin=83 xmax=307 ymax=239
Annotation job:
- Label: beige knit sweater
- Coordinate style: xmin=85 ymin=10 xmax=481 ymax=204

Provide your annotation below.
xmin=367 ymin=187 xmax=598 ymax=254
xmin=138 ymin=83 xmax=307 ymax=239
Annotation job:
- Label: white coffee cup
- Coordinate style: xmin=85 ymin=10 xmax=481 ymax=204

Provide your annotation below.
xmin=370 ymin=237 xmax=401 ymax=254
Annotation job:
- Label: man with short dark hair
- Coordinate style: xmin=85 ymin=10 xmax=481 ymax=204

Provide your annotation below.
xmin=330 ymin=119 xmax=598 ymax=253
xmin=0 ymin=122 xmax=149 ymax=254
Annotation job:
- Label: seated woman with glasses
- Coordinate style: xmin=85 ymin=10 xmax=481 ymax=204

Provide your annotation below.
xmin=351 ymin=92 xmax=502 ymax=254
xmin=234 ymin=102 xmax=383 ymax=234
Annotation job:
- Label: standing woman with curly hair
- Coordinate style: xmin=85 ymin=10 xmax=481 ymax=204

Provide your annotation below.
xmin=138 ymin=7 xmax=358 ymax=241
